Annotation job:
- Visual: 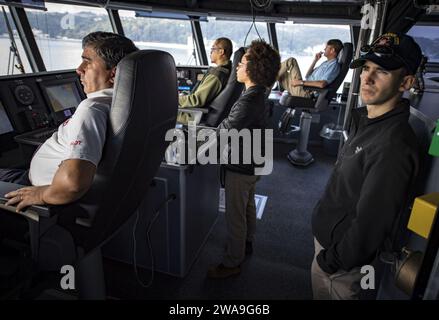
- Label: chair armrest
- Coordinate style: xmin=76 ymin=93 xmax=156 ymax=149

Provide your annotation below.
xmin=178 ymin=107 xmax=208 ymax=114
xmin=269 ymin=90 xmax=283 ymax=101
xmin=184 ymin=124 xmax=217 ymax=130
xmin=302 ymin=85 xmax=325 ymax=92
xmin=0 ymin=181 xmax=54 ymax=222
xmin=279 ymin=88 xmax=330 ymax=111
xmin=178 ymin=107 xmax=208 ymax=125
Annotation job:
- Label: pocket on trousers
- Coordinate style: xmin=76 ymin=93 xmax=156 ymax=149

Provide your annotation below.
xmin=328 ymin=267 xmax=363 ymax=299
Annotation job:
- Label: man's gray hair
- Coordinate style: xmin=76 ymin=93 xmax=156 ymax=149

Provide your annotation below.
xmin=82 ymin=31 xmax=139 ymax=69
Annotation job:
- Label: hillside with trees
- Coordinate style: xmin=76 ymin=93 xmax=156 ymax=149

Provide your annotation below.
xmin=1 ymin=9 xmax=438 ymax=60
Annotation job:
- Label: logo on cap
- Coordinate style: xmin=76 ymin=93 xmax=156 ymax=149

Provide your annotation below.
xmin=374 ymin=33 xmax=400 ymax=47
xmin=350 ymin=32 xmax=422 ymax=75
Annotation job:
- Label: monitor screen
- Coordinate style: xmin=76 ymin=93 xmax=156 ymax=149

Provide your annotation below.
xmin=178 ymin=85 xmax=192 ymax=92
xmin=0 ymin=100 xmax=14 ymax=135
xmin=44 ymin=82 xmax=82 ymax=114
xmin=176 ymin=69 xmax=190 ymax=79
xmin=176 ymin=68 xmax=208 ymax=94
xmin=177 ymin=69 xmax=193 ymax=93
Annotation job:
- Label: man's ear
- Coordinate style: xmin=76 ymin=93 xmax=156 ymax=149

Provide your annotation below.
xmin=109 ymin=67 xmax=117 ymax=84
xmin=399 ymin=74 xmax=415 ymax=92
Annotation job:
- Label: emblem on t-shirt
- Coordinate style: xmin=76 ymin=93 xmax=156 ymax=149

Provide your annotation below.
xmin=70 ymin=140 xmax=82 ymax=146
xmin=355 ymin=146 xmax=363 ymax=154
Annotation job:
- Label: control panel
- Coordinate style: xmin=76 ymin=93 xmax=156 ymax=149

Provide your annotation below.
xmin=0 ymin=70 xmax=85 ymax=154
xmin=176 ymin=66 xmax=208 ymax=94
xmin=0 ymin=70 xmax=85 ymax=134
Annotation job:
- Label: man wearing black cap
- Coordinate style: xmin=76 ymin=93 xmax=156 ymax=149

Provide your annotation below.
xmin=310 ymin=32 xmax=422 ymax=300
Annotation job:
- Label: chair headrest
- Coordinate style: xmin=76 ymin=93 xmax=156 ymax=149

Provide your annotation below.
xmin=227 ymin=47 xmax=245 ymax=84
xmin=202 ymin=47 xmax=245 ymax=127
xmin=338 ymin=43 xmax=353 ymax=65
xmin=232 ymin=47 xmax=246 ymax=68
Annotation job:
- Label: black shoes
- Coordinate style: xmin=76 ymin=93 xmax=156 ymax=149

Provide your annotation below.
xmin=207 ymin=242 xmax=253 ymax=279
xmin=207 ymin=263 xmax=241 ymax=279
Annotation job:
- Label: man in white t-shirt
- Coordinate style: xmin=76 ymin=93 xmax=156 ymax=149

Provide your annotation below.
xmin=2 ymin=31 xmax=138 ymax=212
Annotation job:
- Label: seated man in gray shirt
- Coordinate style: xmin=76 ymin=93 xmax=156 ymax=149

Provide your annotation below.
xmin=278 ymin=39 xmax=343 ymax=97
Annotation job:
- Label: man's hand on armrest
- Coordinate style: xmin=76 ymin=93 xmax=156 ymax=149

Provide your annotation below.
xmin=304 ymin=80 xmax=328 ymax=88
xmin=5 ymin=159 xmax=96 ymax=212
xmin=5 ymin=185 xmax=48 ymax=212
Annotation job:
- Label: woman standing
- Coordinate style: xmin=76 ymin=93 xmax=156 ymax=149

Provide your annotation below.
xmin=208 ymin=40 xmax=280 ymax=279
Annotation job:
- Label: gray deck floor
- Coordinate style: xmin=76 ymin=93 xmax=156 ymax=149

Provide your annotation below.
xmin=104 ymin=142 xmax=336 ymax=300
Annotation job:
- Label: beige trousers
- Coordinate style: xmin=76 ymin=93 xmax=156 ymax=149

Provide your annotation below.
xmin=222 ymin=170 xmax=260 ymax=268
xmin=278 ymin=57 xmax=311 ymax=98
xmin=311 ymin=238 xmax=363 ymax=300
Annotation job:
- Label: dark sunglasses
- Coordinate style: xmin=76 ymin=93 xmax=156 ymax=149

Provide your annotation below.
xmin=360 ymin=44 xmax=394 ymax=57
xmin=359 ymin=44 xmax=411 ymax=71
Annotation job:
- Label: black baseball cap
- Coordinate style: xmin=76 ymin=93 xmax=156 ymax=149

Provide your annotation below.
xmin=350 ymin=32 xmax=422 ymax=75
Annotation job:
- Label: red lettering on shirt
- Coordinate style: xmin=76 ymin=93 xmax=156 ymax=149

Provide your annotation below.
xmin=70 ymin=140 xmax=82 ymax=146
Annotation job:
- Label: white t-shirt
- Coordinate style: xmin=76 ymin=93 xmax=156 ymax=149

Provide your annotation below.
xmin=29 ymin=88 xmax=113 ymax=186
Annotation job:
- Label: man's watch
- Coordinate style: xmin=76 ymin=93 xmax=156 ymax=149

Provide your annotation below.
xmin=301 ymin=80 xmax=305 ymax=86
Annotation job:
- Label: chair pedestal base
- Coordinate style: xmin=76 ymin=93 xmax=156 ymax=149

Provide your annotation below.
xmin=77 ymin=248 xmax=106 ymax=300
xmin=287 ymin=149 xmax=314 ymax=166
xmin=286 ymin=110 xmax=314 ymax=167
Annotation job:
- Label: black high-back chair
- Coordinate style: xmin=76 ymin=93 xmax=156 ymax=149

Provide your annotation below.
xmin=202 ymin=47 xmax=245 ymax=127
xmin=279 ymin=42 xmax=353 ymax=166
xmin=0 ymin=50 xmax=178 ymax=299
xmin=178 ymin=48 xmax=245 ymax=127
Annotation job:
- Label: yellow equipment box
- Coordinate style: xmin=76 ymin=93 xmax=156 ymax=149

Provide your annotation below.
xmin=408 ymin=193 xmax=439 ymax=239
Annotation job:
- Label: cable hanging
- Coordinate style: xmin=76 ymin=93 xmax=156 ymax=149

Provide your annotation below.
xmin=250 ymin=0 xmax=272 ymax=10
xmin=99 ymin=0 xmax=111 ymax=9
xmin=244 ymin=0 xmax=271 ymax=47
xmin=132 ymin=193 xmax=176 ymax=289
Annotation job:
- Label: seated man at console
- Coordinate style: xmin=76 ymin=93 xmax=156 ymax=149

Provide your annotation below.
xmin=0 ymin=31 xmax=138 ymax=213
xmin=177 ymin=37 xmax=233 ymax=124
xmin=278 ymin=39 xmax=343 ymax=97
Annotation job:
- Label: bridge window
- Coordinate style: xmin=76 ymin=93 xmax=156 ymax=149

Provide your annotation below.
xmin=200 ymin=17 xmax=269 ymax=61
xmin=25 ymin=3 xmax=113 ymax=71
xmin=119 ymin=10 xmax=196 ymax=66
xmin=276 ymin=22 xmax=351 ymax=74
xmin=0 ymin=5 xmax=31 ymax=75
xmin=408 ymin=25 xmax=439 ymax=63
xmin=276 ymin=22 xmax=351 ymax=91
